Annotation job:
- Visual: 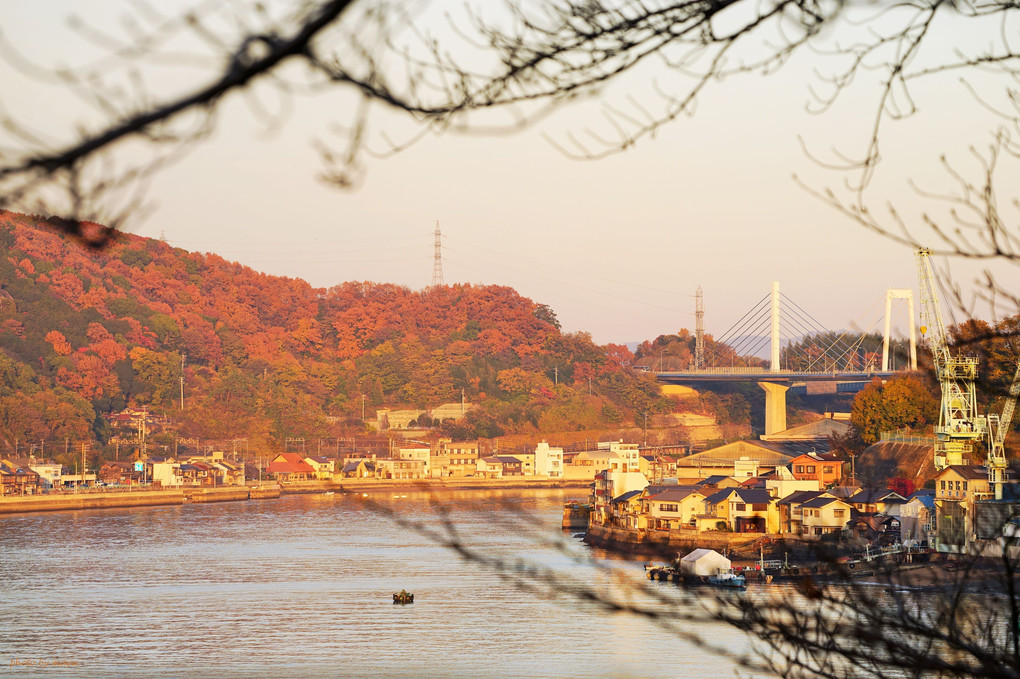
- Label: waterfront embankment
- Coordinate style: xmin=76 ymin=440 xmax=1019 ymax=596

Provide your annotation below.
xmin=0 ymin=478 xmax=590 ymax=514
xmin=0 ymin=489 xmax=186 ymax=514
xmin=336 ymin=477 xmax=591 ymax=493
xmin=0 ymin=483 xmax=282 ymax=514
xmin=585 ymin=523 xmax=764 ymax=558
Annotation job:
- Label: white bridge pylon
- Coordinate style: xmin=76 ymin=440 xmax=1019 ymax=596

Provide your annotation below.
xmin=764 ymin=281 xmax=917 ymax=373
xmin=756 ymin=283 xmax=917 ymax=437
xmin=882 ymin=289 xmax=917 ymax=372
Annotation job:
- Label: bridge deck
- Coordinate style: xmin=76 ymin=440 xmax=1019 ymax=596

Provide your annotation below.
xmin=652 ymin=369 xmax=901 ymax=383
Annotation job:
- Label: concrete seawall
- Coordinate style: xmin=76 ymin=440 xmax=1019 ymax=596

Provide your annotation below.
xmin=0 ymin=490 xmax=185 ymax=514
xmin=0 ymin=484 xmax=283 ymax=514
xmin=585 ymin=524 xmax=763 ymax=558
xmin=338 ymin=478 xmax=591 ymax=493
xmin=184 ymin=486 xmax=252 ymax=503
xmin=0 ymin=478 xmax=582 ymax=514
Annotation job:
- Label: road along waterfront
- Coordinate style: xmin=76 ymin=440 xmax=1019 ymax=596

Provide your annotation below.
xmin=1 ymin=489 xmax=771 ymax=679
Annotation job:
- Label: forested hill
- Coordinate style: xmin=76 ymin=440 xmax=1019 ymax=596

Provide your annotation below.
xmin=0 ymin=211 xmax=669 ymax=454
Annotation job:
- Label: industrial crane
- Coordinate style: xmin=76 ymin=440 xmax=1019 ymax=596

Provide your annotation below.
xmin=916 ymin=248 xmax=1020 ymax=499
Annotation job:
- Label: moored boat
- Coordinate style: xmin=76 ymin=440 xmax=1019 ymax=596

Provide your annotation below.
xmin=707 ymin=572 xmax=746 ymax=589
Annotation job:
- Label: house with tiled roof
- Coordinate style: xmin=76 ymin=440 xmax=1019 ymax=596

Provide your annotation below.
xmin=99 ymin=461 xmax=142 ymax=486
xmin=800 ymin=495 xmax=853 ymax=536
xmin=698 ymin=487 xmax=778 ymax=533
xmin=609 ymin=489 xmax=645 ymax=529
xmin=639 ymin=486 xmax=705 ymax=530
xmin=934 ymin=465 xmax=991 ymax=502
xmin=787 ymin=451 xmax=844 ymax=487
xmin=476 ymin=456 xmax=504 ymax=479
xmin=776 ymin=490 xmax=831 ymax=534
xmin=0 ymin=460 xmax=40 ymax=495
xmin=340 ymin=459 xmax=376 ymax=479
xmin=267 ymin=453 xmax=316 ymax=481
xmin=303 ymin=456 xmax=334 ymax=480
xmin=847 ymin=513 xmax=901 ymax=544
xmin=848 ymin=488 xmax=908 ymax=515
xmin=493 ymin=456 xmax=524 ymax=477
xmin=694 ymin=475 xmax=742 ymax=490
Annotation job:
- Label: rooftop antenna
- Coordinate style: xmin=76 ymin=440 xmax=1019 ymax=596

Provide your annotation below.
xmin=431 ymin=221 xmax=444 ymax=287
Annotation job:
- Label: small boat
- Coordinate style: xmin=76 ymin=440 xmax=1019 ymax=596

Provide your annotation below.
xmin=323 ymin=491 xmax=335 ymax=496
xmin=707 ymin=572 xmax=746 ymax=589
xmin=393 ymin=590 xmax=414 ymax=604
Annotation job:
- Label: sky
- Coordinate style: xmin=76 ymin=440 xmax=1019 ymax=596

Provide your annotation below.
xmin=3 ymin=1 xmax=1018 ymax=346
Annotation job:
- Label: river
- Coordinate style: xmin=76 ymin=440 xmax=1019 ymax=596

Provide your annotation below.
xmin=1 ymin=489 xmax=772 ymax=678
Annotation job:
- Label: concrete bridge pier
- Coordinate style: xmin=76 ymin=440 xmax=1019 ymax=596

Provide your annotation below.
xmin=758 ymin=382 xmax=789 ymax=437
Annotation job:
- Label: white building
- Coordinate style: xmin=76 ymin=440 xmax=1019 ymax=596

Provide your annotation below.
xmin=534 ymin=441 xmax=564 ymax=478
xmin=29 ymin=462 xmax=63 ymax=489
xmin=151 ymin=461 xmax=183 ymax=487
xmin=605 ymin=441 xmax=641 ymax=473
xmin=765 ymin=465 xmax=820 ymax=499
xmin=398 ymin=448 xmax=431 ymax=477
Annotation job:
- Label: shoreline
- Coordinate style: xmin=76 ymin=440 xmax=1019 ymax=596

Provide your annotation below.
xmin=0 ymin=478 xmax=591 ymax=515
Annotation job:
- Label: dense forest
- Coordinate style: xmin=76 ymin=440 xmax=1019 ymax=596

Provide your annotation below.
xmin=0 ymin=211 xmax=683 ymax=462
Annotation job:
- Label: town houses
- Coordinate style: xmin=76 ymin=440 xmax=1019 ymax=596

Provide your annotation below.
xmin=587 ymin=429 xmax=954 ymax=547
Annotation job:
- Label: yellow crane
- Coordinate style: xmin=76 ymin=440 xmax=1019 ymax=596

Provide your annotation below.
xmin=916 ymin=248 xmax=1020 ymax=499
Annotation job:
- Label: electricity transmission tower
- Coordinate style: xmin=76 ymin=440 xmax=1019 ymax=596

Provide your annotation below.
xmin=431 ymin=221 xmax=444 ymax=287
xmin=695 ymin=286 xmax=705 ymax=370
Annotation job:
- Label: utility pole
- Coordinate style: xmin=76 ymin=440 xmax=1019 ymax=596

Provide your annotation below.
xmin=554 ymin=366 xmax=558 ymax=385
xmin=180 ymin=353 xmax=186 ymax=410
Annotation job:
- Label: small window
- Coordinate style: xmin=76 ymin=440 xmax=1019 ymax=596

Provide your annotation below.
xmin=833 ymin=509 xmax=845 ymax=518
xmin=735 ymin=503 xmax=746 ymax=511
xmin=806 ymin=465 xmax=816 ymax=473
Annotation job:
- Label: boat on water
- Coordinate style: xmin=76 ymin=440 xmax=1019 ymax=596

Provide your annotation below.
xmin=322 ymin=491 xmax=335 ymax=496
xmin=707 ymin=572 xmax=746 ymax=589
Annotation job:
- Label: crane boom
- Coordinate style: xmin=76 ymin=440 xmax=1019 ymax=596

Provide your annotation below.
xmin=997 ymin=363 xmax=1020 ymax=446
xmin=987 ymin=363 xmax=1020 ymax=493
xmin=915 ymin=249 xmax=983 ymax=471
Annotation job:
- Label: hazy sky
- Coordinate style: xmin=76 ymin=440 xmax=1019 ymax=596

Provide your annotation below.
xmin=4 ymin=1 xmax=1018 ymax=345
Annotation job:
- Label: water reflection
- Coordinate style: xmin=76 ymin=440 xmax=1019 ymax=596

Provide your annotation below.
xmin=1 ymin=490 xmax=768 ymax=678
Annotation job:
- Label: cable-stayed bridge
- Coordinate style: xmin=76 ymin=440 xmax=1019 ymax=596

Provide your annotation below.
xmin=651 ymin=283 xmax=919 ymax=435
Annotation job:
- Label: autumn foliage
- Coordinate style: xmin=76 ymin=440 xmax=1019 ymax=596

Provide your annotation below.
xmin=0 ymin=211 xmax=671 ymax=455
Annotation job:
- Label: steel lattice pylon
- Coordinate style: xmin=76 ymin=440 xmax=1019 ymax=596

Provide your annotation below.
xmin=431 ymin=221 xmax=444 ymax=287
xmin=694 ymin=286 xmax=705 ymax=370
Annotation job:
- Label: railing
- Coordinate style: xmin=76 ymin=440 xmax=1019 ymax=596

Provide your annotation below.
xmin=879 ymin=429 xmax=934 ymax=445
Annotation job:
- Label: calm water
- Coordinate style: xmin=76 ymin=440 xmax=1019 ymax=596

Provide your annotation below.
xmin=1 ymin=489 xmax=768 ymax=678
